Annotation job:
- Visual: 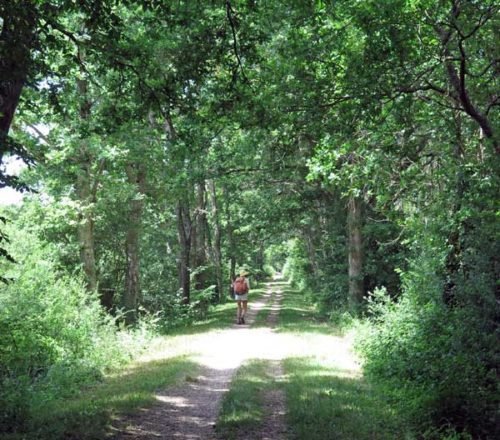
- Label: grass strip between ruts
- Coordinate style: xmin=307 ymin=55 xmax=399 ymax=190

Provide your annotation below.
xmin=215 ymin=359 xmax=276 ymax=440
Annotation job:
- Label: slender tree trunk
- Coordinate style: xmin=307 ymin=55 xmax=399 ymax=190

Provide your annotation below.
xmin=230 ymin=256 xmax=236 ymax=283
xmin=123 ymin=162 xmax=146 ymax=324
xmin=75 ymin=73 xmax=97 ymax=292
xmin=177 ymin=199 xmax=192 ymax=304
xmin=256 ymin=241 xmax=265 ymax=273
xmin=76 ymin=163 xmax=97 ymax=292
xmin=224 ymin=187 xmax=237 ymax=281
xmin=193 ymin=181 xmax=209 ymax=290
xmin=347 ymin=196 xmax=364 ymax=308
xmin=303 ymin=226 xmax=319 ymax=276
xmin=163 ymin=114 xmax=192 ymax=304
xmin=208 ymin=179 xmax=224 ymax=301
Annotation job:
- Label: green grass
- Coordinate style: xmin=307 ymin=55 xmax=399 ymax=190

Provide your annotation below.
xmin=283 ymin=357 xmax=409 ymax=440
xmin=251 ymin=301 xmax=272 ymax=327
xmin=251 ymin=279 xmax=292 ymax=328
xmin=276 ymin=284 xmax=340 ymax=335
xmin=215 ymin=359 xmax=276 ymax=440
xmin=278 ymin=285 xmax=412 ymax=440
xmin=5 ymin=281 xmax=412 ymax=439
xmin=10 ymin=356 xmax=199 ymax=440
xmin=217 ymin=280 xmax=411 ymax=439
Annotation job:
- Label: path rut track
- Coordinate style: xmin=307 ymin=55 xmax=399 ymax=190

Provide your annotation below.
xmin=110 ymin=280 xmax=284 ymax=440
xmin=245 ymin=287 xmax=287 ymax=440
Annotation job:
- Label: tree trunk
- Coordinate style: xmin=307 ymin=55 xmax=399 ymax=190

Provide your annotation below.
xmin=177 ymin=199 xmax=192 ymax=304
xmin=208 ymin=179 xmax=223 ymax=300
xmin=75 ymin=73 xmax=97 ymax=292
xmin=163 ymin=115 xmax=192 ymax=304
xmin=256 ymin=241 xmax=265 ymax=273
xmin=224 ymin=187 xmax=237 ymax=282
xmin=76 ymin=165 xmax=97 ymax=292
xmin=347 ymin=196 xmax=364 ymax=308
xmin=303 ymin=226 xmax=319 ymax=276
xmin=0 ymin=6 xmax=36 ymax=147
xmin=192 ymin=181 xmax=209 ymax=290
xmin=123 ymin=162 xmax=146 ymax=324
xmin=0 ymin=80 xmax=23 ymax=154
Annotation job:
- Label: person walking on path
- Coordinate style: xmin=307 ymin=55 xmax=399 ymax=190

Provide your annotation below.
xmin=232 ymin=270 xmax=250 ymax=324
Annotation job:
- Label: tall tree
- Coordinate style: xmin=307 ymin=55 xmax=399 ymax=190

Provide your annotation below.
xmin=123 ymin=161 xmax=146 ymax=323
xmin=75 ymin=51 xmax=98 ymax=292
xmin=192 ymin=180 xmax=209 ymax=290
xmin=177 ymin=197 xmax=192 ymax=305
xmin=208 ymin=179 xmax=224 ymax=300
xmin=347 ymin=195 xmax=364 ymax=307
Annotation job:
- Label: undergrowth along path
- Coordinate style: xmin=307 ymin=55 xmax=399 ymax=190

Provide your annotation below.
xmin=16 ymin=279 xmax=408 ymax=440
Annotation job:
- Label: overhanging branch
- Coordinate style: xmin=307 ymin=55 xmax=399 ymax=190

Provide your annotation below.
xmin=225 ymin=0 xmax=249 ymax=84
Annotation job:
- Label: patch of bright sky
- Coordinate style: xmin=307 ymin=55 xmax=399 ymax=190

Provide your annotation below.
xmin=0 ymin=156 xmax=27 ymax=205
xmin=0 ymin=124 xmax=50 ymax=206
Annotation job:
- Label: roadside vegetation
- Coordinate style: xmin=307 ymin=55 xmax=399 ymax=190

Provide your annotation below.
xmin=277 ymin=286 xmax=410 ymax=440
xmin=0 ymin=220 xmax=266 ymax=439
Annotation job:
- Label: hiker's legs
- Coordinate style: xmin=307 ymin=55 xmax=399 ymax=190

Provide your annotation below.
xmin=241 ymin=300 xmax=248 ymax=321
xmin=236 ymin=300 xmax=243 ymax=322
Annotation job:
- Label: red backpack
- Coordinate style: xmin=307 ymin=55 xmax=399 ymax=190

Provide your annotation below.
xmin=233 ymin=276 xmax=248 ymax=294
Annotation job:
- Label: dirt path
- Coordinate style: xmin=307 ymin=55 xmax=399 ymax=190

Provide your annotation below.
xmin=109 ymin=281 xmax=359 ymax=439
xmin=109 ymin=282 xmax=281 ymax=439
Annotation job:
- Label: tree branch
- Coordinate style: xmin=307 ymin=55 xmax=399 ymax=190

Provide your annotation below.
xmin=26 ymin=123 xmax=52 ymax=146
xmin=435 ymin=4 xmax=498 ymax=153
xmin=225 ymin=0 xmax=249 ymax=84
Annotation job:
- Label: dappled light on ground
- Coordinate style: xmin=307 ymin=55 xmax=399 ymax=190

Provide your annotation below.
xmin=134 ymin=283 xmax=359 ymax=379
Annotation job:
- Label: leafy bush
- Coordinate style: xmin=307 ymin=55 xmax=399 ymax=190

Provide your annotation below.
xmin=0 ymin=228 xmax=151 ymax=434
xmin=357 ymin=247 xmax=499 ymax=439
xmin=282 ymin=238 xmax=311 ymax=290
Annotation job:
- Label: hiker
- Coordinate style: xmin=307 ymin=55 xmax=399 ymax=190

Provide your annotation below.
xmin=232 ymin=271 xmax=250 ymax=324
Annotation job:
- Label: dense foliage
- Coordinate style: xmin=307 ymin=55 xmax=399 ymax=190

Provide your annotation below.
xmin=1 ymin=0 xmax=498 ymax=438
xmin=0 ymin=215 xmax=154 ymax=433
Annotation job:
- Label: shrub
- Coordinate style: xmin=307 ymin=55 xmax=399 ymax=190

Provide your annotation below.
xmin=0 ymin=228 xmax=149 ymax=433
xmin=357 ymin=248 xmax=499 ymax=439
